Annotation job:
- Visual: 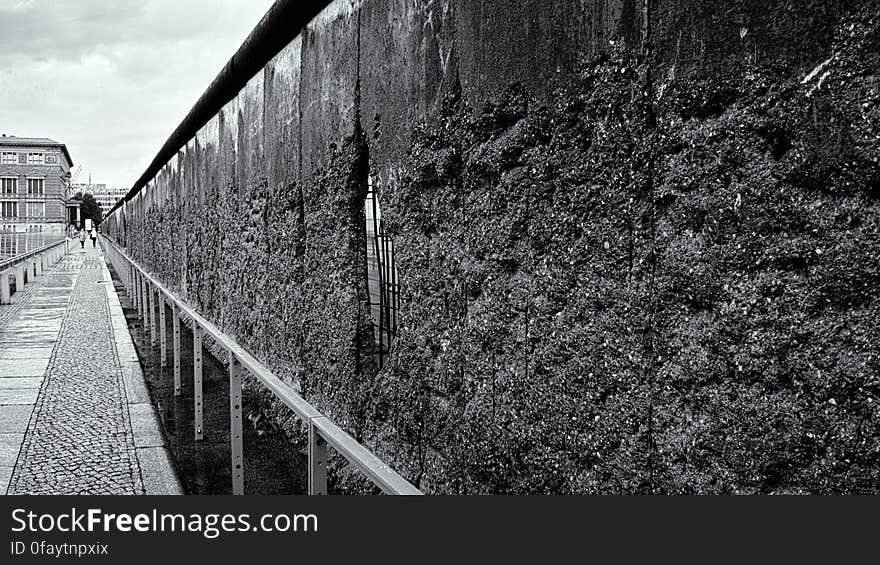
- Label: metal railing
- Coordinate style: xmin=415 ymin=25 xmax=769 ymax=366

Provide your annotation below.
xmin=0 ymin=237 xmax=68 ymax=271
xmin=100 ymin=235 xmax=421 ymax=496
xmin=0 ymin=238 xmax=70 ymax=305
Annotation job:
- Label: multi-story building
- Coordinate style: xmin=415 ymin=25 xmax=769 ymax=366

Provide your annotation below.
xmin=72 ymin=183 xmax=127 ymax=216
xmin=96 ymin=186 xmax=127 ymax=216
xmin=0 ymin=135 xmax=77 ymax=234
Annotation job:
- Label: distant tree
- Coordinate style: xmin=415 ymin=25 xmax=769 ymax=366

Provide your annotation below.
xmin=79 ymin=193 xmax=103 ymax=226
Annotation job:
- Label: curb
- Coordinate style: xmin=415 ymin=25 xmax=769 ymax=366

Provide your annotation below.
xmin=99 ymin=248 xmax=184 ymax=495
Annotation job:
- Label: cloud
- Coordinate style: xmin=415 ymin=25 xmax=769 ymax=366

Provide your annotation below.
xmin=0 ymin=0 xmax=276 ymax=188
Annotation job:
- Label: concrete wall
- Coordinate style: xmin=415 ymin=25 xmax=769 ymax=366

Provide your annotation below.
xmin=105 ymin=0 xmax=879 ymax=493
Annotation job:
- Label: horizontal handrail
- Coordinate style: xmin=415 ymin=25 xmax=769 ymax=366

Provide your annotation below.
xmin=311 ymin=415 xmax=423 ymax=495
xmin=0 ymin=238 xmax=68 ymax=272
xmin=100 ymin=235 xmax=422 ymax=496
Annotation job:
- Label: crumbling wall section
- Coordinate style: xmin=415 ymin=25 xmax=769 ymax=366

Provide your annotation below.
xmin=106 ymin=0 xmax=879 ymax=493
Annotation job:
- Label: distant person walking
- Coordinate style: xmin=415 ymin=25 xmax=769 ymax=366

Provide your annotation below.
xmin=78 ymin=229 xmax=86 ymax=249
xmin=90 ymin=227 xmax=97 ymax=248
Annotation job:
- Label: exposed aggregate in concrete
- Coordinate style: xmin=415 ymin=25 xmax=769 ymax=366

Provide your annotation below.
xmin=373 ymin=6 xmax=879 ymax=493
xmin=105 ymin=1 xmax=879 ymax=493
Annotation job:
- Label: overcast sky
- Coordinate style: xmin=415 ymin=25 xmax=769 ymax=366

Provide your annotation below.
xmin=0 ymin=0 xmax=275 ymax=189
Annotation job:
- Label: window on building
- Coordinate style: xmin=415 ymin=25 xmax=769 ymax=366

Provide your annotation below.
xmin=45 ymin=154 xmax=58 ymax=165
xmin=1 ymin=178 xmax=17 ymax=195
xmin=26 ymin=201 xmax=45 ymax=218
xmin=27 ymin=178 xmax=45 ymax=195
xmin=27 ymin=153 xmax=44 ymax=165
xmin=18 ymin=153 xmax=27 ymax=164
xmin=1 ymin=201 xmax=18 ymax=219
xmin=1 ymin=152 xmax=16 ymax=165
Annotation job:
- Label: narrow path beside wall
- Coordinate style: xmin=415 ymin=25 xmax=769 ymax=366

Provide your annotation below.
xmin=0 ymin=243 xmax=181 ymax=495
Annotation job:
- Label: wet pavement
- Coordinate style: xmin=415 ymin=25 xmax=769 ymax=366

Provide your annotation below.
xmin=0 ymin=239 xmax=305 ymax=495
xmin=0 ymin=243 xmax=179 ymax=495
xmin=0 ymin=247 xmax=74 ymax=493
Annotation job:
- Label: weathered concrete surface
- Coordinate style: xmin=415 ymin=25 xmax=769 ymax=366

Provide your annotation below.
xmin=104 ymin=0 xmax=879 ymax=493
xmin=0 ymin=434 xmax=24 ymax=467
xmin=0 ymin=358 xmax=51 ymax=377
xmin=136 ymin=446 xmax=184 ymax=496
xmin=0 ymin=389 xmax=39 ymax=406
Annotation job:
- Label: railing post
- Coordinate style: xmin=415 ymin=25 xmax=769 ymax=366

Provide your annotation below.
xmin=173 ymin=304 xmax=181 ymax=396
xmin=0 ymin=270 xmax=11 ymax=305
xmin=144 ymin=277 xmax=151 ymax=335
xmin=193 ymin=323 xmax=204 ymax=441
xmin=308 ymin=419 xmax=328 ymax=495
xmin=229 ymin=356 xmax=244 ymax=495
xmin=159 ymin=295 xmax=167 ymax=366
xmin=138 ymin=273 xmax=146 ymax=321
xmin=14 ymin=266 xmax=24 ymax=292
xmin=130 ymin=265 xmax=138 ymax=308
xmin=149 ymin=285 xmax=157 ymax=346
xmin=142 ymin=275 xmax=148 ymax=325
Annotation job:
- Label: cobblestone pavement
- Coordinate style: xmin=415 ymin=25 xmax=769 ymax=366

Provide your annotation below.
xmin=7 ymin=246 xmax=144 ymax=494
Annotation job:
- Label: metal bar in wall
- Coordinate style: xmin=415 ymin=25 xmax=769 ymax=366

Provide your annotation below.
xmin=372 ymin=190 xmax=385 ymax=367
xmin=390 ymin=239 xmax=398 ymax=334
xmin=381 ymin=223 xmax=391 ymax=353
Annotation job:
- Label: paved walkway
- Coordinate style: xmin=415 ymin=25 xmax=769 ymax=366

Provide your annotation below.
xmin=0 ymin=242 xmax=181 ymax=495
